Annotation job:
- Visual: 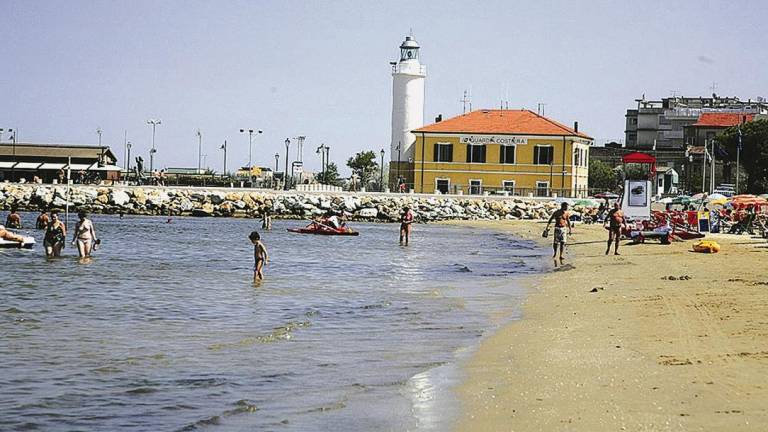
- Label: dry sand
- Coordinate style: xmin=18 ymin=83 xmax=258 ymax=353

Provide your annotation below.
xmin=452 ymin=221 xmax=768 ymax=431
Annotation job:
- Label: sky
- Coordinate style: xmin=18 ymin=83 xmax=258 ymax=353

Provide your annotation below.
xmin=2 ymin=0 xmax=767 ymax=175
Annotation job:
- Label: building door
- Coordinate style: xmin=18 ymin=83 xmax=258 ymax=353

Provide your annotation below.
xmin=536 ymin=181 xmax=549 ymax=197
xmin=469 ymin=179 xmax=482 ymax=195
xmin=436 ymin=178 xmax=450 ymax=194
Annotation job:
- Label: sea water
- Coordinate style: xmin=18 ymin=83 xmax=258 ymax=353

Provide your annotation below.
xmin=0 ymin=214 xmax=547 ymax=431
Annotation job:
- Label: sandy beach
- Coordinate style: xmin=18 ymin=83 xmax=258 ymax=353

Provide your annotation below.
xmin=454 ymin=221 xmax=768 ymax=431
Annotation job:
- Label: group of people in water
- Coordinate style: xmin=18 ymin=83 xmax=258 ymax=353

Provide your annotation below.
xmin=248 ymin=206 xmax=415 ymax=283
xmin=1 ymin=206 xmax=98 ymax=258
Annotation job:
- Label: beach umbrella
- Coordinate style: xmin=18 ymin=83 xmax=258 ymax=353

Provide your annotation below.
xmin=594 ymin=192 xmax=619 ymax=199
xmin=759 ymin=194 xmax=768 ymax=200
xmin=732 ymin=195 xmax=767 ymax=206
xmin=691 ymin=192 xmax=706 ymax=200
xmin=659 ymin=197 xmax=673 ymax=204
xmin=671 ymin=195 xmax=691 ymax=205
xmin=709 ymin=197 xmax=728 ymax=206
xmin=707 ymin=193 xmax=727 ymax=201
xmin=574 ymin=199 xmax=598 ymax=207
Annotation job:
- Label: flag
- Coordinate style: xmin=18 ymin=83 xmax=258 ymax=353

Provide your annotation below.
xmin=737 ymin=127 xmax=743 ymax=152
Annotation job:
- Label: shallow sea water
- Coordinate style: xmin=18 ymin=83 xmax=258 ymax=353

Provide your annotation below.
xmin=1 ymin=213 xmax=547 ymax=431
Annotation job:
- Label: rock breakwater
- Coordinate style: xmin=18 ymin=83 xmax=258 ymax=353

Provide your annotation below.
xmin=0 ymin=184 xmax=590 ymax=222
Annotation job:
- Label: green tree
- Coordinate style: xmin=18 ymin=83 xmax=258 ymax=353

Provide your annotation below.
xmin=717 ymin=119 xmax=768 ymax=193
xmin=346 ymin=150 xmax=379 ymax=185
xmin=588 ymin=159 xmax=617 ymax=191
xmin=315 ymin=161 xmax=341 ymax=186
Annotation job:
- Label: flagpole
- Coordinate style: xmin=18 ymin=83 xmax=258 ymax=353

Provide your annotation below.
xmin=66 ymin=156 xmax=71 ymax=229
xmin=710 ymin=139 xmax=716 ymax=194
xmin=736 ymin=127 xmax=742 ymax=194
xmin=702 ymin=146 xmax=707 ymax=193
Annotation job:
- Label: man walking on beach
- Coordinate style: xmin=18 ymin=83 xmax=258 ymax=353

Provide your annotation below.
xmin=604 ymin=202 xmax=628 ymax=255
xmin=545 ymin=202 xmax=572 ymax=266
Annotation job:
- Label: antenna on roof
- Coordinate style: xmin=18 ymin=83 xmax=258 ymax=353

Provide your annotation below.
xmin=460 ymin=90 xmax=469 ymax=114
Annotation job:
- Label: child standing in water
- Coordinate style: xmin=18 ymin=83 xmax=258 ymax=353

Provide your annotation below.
xmin=249 ymin=231 xmax=269 ymax=283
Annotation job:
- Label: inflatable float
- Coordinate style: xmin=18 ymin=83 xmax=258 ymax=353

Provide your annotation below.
xmin=0 ymin=236 xmax=36 ymax=249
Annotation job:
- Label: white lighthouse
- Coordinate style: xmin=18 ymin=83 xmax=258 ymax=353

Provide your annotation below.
xmin=390 ymin=35 xmax=426 ymax=165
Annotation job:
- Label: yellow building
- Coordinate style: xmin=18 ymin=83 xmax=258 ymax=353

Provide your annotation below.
xmin=392 ymin=109 xmax=592 ymax=197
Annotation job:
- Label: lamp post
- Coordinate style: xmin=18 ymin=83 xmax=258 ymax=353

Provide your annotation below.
xmin=380 ymin=148 xmax=385 ymax=192
xmin=126 ymin=141 xmax=132 ymax=181
xmin=284 ymin=138 xmax=290 ymax=190
xmin=396 ymin=141 xmax=401 ymax=191
xmin=196 ymin=129 xmax=202 ymax=174
xmin=240 ymin=128 xmax=262 ymax=186
xmin=220 ymin=140 xmax=228 ymax=177
xmin=274 ymin=153 xmax=280 ymax=188
xmin=147 ymin=119 xmax=161 ymax=172
xmin=316 ymin=143 xmax=327 ymax=184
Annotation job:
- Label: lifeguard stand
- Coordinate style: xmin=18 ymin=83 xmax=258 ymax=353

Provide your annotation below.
xmin=620 ymin=152 xmax=656 ymax=221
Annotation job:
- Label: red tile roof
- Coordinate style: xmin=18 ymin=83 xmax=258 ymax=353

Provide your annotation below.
xmin=413 ymin=109 xmax=592 ymax=139
xmin=692 ymin=112 xmax=754 ymax=128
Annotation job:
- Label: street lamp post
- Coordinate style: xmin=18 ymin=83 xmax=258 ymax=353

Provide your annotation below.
xmin=396 ymin=141 xmax=401 ymax=191
xmin=240 ymin=128 xmax=263 ymax=187
xmin=196 ymin=129 xmax=202 ymax=174
xmin=284 ymin=138 xmax=291 ymax=190
xmin=380 ymin=149 xmax=385 ymax=192
xmin=316 ymin=144 xmax=327 ymax=184
xmin=220 ymin=140 xmax=227 ymax=177
xmin=147 ymin=119 xmax=161 ymax=172
xmin=126 ymin=141 xmax=132 ymax=181
xmin=274 ymin=153 xmax=280 ymax=188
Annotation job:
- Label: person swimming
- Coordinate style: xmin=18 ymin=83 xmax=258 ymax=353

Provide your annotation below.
xmin=5 ymin=206 xmax=22 ymax=229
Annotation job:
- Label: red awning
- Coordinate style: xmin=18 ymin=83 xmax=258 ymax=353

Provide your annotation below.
xmin=622 ymin=151 xmax=656 ymax=175
xmin=622 ymin=152 xmax=656 ymax=164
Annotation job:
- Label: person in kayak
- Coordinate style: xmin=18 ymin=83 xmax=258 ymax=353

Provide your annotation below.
xmin=0 ymin=224 xmax=26 ymax=246
xmin=399 ymin=206 xmax=414 ymax=246
xmin=249 ymin=231 xmax=269 ymax=283
xmin=36 ymin=210 xmax=50 ymax=230
xmin=5 ymin=206 xmax=22 ymax=229
xmin=72 ymin=210 xmax=97 ymax=258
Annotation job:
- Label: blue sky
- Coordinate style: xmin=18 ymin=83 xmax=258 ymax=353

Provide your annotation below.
xmin=2 ymin=0 xmax=766 ymax=174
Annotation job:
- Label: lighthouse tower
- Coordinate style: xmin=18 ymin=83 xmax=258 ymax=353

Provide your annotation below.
xmin=390 ymin=35 xmax=426 ymax=166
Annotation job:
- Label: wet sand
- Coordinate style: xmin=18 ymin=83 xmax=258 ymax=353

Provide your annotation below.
xmin=452 ymin=221 xmax=768 ymax=431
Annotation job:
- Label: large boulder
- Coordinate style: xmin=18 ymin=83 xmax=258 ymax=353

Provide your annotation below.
xmin=110 ymin=190 xmax=131 ymax=206
xmin=356 ymin=208 xmax=378 ymax=218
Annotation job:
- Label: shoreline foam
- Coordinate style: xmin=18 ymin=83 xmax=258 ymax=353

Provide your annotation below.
xmin=452 ymin=221 xmax=768 ymax=431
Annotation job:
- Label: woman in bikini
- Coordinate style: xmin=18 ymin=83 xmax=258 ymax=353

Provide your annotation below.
xmin=72 ymin=211 xmax=97 ymax=258
xmin=44 ymin=210 xmax=67 ymax=257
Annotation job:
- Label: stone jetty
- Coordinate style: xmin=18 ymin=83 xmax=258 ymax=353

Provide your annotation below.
xmin=0 ymin=184 xmax=592 ymax=222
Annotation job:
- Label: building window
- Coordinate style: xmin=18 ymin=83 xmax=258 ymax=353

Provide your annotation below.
xmin=469 ymin=179 xmax=482 ymax=195
xmin=499 ymin=145 xmax=516 ymax=164
xmin=466 ymin=144 xmax=486 ymax=163
xmin=436 ymin=178 xmax=450 ymax=194
xmin=533 ymin=146 xmax=553 ymax=165
xmin=433 ymin=143 xmax=453 ymax=162
xmin=536 ymin=181 xmax=549 ymax=197
xmin=574 ymin=149 xmax=580 ymax=167
xmin=502 ymin=180 xmax=515 ymax=193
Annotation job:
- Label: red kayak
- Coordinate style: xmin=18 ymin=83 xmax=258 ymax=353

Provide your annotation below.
xmin=287 ymin=227 xmax=359 ymax=236
xmin=287 ymin=221 xmax=359 ymax=236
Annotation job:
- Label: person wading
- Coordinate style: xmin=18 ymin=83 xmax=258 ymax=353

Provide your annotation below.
xmin=545 ymin=202 xmax=572 ymax=267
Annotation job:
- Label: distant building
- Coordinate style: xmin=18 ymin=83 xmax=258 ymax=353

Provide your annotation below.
xmin=625 ymin=95 xmax=768 ymax=150
xmin=405 ymin=109 xmax=592 ymax=197
xmin=612 ymin=95 xmax=768 ymax=193
xmin=0 ymin=142 xmax=119 ymax=183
